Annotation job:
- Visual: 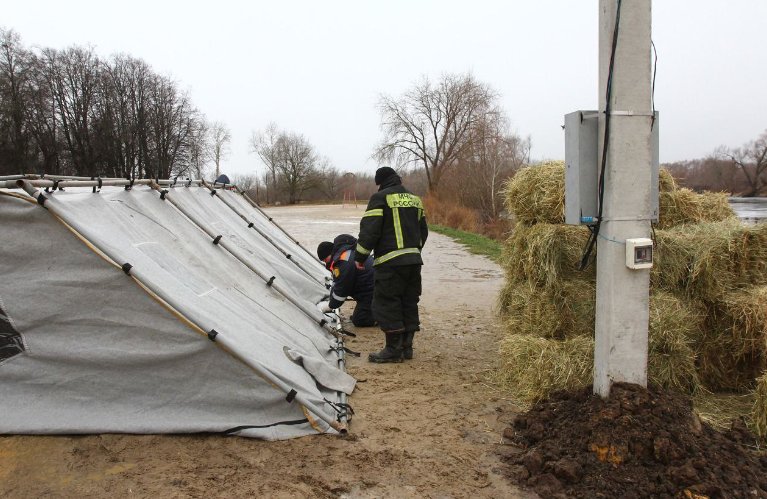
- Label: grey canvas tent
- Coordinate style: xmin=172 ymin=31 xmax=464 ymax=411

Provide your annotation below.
xmin=0 ymin=176 xmax=354 ymax=440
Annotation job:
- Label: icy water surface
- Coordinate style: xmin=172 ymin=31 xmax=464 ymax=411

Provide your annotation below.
xmin=730 ymin=197 xmax=767 ymax=224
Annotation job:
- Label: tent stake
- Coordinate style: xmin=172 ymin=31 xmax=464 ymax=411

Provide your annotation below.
xmin=333 ymin=327 xmax=351 ymax=432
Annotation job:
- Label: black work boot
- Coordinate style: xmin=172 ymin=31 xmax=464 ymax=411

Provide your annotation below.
xmin=368 ymin=332 xmax=403 ymax=363
xmin=402 ymin=331 xmax=415 ymax=360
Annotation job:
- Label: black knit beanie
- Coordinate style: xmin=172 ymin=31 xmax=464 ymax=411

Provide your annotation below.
xmin=317 ymin=241 xmax=334 ymax=261
xmin=374 ymin=167 xmax=397 ymax=186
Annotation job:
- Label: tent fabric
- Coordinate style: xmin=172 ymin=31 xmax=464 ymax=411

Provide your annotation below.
xmin=0 ymin=301 xmax=24 ymax=362
xmin=217 ymin=189 xmax=329 ymax=284
xmin=284 ymin=348 xmax=356 ymax=395
xmin=167 ymin=187 xmax=327 ymax=303
xmin=0 ymin=185 xmax=352 ymax=440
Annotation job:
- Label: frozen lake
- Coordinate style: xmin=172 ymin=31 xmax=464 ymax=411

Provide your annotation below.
xmin=730 ymin=197 xmax=767 ymax=224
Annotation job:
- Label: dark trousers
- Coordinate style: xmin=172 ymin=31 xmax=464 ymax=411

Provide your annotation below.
xmin=350 ymin=295 xmax=376 ymax=327
xmin=372 ymin=265 xmax=422 ymax=333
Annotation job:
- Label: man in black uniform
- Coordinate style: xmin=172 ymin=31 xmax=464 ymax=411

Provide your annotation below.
xmin=316 ymin=234 xmax=375 ymax=327
xmin=354 ymin=167 xmax=428 ymax=363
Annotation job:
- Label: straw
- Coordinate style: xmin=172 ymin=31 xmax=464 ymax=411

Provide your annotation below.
xmin=498 ymin=334 xmax=593 ymax=405
xmin=657 ymin=188 xmax=736 ymax=229
xmin=503 ymin=223 xmax=594 ymax=288
xmin=753 ymin=372 xmax=767 ymax=439
xmin=503 ymin=161 xmax=565 ymax=224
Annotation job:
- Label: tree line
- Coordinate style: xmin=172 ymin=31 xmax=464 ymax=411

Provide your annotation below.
xmin=241 ymin=72 xmax=533 ymax=215
xmin=5 ymin=25 xmax=761 ymax=220
xmin=664 ymin=130 xmax=767 ymax=197
xmin=0 ymin=28 xmax=219 ymax=180
xmin=0 ymin=29 xmax=532 ymax=217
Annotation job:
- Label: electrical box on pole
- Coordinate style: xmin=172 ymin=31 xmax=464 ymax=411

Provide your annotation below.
xmin=564 ymin=111 xmax=661 ymax=226
xmin=565 ymin=111 xmax=600 ymax=225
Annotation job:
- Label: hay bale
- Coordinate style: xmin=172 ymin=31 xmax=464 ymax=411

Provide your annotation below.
xmin=502 ymin=162 xmax=728 ymax=229
xmin=651 ymin=229 xmax=694 ymax=291
xmin=686 ymin=222 xmax=767 ymax=298
xmin=753 ymin=372 xmax=767 ymax=439
xmin=497 ymin=330 xmax=699 ymax=406
xmin=497 ymin=290 xmax=703 ymax=401
xmin=715 ymin=286 xmax=767 ymax=358
xmin=499 ymin=280 xmax=702 ymax=340
xmin=503 ymin=223 xmax=594 ymax=287
xmin=693 ymin=391 xmax=756 ymax=432
xmin=657 ymin=188 xmax=736 ymax=229
xmin=500 ymin=280 xmax=595 ymax=339
xmin=503 ymin=164 xmax=682 ymax=225
xmin=504 ymin=161 xmax=565 ymax=224
xmin=653 ymin=221 xmax=767 ymax=300
xmin=696 ymin=286 xmax=767 ymax=392
xmin=648 ymin=291 xmax=704 ymax=394
xmin=697 ymin=338 xmax=765 ymax=393
xmin=498 ymin=280 xmax=560 ymax=329
xmin=658 ymin=168 xmax=677 ymax=193
xmin=498 ymin=334 xmax=593 ymax=404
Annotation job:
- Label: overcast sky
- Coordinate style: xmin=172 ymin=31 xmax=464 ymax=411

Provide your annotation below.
xmin=4 ymin=1 xmax=766 ymax=177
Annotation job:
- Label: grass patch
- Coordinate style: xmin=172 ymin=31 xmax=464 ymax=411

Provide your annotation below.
xmin=430 ymin=224 xmax=503 ymax=262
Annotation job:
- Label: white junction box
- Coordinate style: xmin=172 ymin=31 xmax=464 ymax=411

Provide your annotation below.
xmin=625 ymin=238 xmax=653 ymax=269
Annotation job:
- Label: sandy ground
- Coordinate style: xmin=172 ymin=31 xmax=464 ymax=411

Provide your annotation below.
xmin=0 ymin=204 xmax=534 ymax=498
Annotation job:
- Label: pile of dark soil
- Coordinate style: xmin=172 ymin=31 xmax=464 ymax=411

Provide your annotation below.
xmin=501 ymin=383 xmax=767 ymax=498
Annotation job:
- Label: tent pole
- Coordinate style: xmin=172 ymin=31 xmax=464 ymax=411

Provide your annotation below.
xmin=146 ymin=183 xmax=340 ymax=336
xmin=5 ymin=178 xmax=203 ymax=188
xmin=15 ymin=179 xmax=347 ymax=434
xmin=201 ymin=180 xmax=328 ymax=287
xmin=234 ymin=186 xmax=324 ymax=267
xmin=18 ymin=178 xmax=155 ymax=188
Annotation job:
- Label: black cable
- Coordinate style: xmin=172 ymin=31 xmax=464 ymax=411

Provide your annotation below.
xmin=651 ymin=39 xmax=658 ymax=130
xmin=579 ymin=0 xmax=623 ymax=271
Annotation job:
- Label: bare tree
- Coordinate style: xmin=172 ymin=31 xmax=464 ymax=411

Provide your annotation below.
xmin=98 ymin=55 xmax=134 ymax=177
xmin=0 ymin=29 xmax=34 ymax=174
xmin=148 ymin=75 xmax=196 ymax=179
xmin=374 ymin=72 xmax=498 ymax=191
xmin=47 ymin=46 xmax=103 ymax=176
xmin=249 ymin=122 xmax=281 ymax=203
xmin=275 ymin=131 xmax=318 ymax=204
xmin=466 ymin=112 xmax=531 ymax=218
xmin=231 ymin=173 xmax=260 ymax=202
xmin=25 ymin=50 xmax=61 ymax=174
xmin=717 ymin=130 xmax=767 ymax=196
xmin=313 ymin=157 xmax=340 ymax=200
xmin=0 ymin=34 xmax=210 ymax=179
xmin=187 ymin=117 xmax=210 ymax=179
xmin=209 ymin=121 xmax=230 ymax=179
xmin=664 ymin=157 xmax=741 ymax=193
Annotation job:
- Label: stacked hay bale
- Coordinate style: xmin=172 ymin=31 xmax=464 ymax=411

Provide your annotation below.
xmin=498 ymin=161 xmax=767 ymax=437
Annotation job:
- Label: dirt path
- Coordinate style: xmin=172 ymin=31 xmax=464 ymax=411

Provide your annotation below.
xmin=0 ymin=204 xmax=533 ymax=498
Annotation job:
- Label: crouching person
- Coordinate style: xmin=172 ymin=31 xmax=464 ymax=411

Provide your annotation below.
xmin=317 ymin=234 xmax=376 ymax=327
xmin=354 ymin=167 xmax=428 ymax=363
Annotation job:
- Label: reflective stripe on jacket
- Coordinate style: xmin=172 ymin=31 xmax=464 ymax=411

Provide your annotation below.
xmin=355 ymin=176 xmax=428 ymax=267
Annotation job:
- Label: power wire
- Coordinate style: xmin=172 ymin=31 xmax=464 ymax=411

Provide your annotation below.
xmin=651 ymin=39 xmax=658 ymax=130
xmin=579 ymin=0 xmax=623 ymax=271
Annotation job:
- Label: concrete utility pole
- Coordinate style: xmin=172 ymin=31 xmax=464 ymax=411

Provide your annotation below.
xmin=594 ymin=0 xmax=653 ymax=397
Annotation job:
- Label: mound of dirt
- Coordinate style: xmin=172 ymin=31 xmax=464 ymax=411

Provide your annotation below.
xmin=501 ymin=383 xmax=767 ymax=499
